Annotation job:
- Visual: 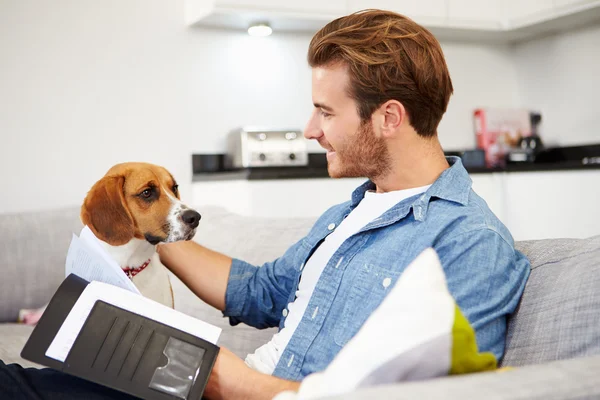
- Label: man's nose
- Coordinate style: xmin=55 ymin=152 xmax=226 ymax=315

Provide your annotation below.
xmin=304 ymin=112 xmax=322 ymax=140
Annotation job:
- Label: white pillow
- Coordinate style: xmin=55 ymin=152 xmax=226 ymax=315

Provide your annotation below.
xmin=274 ymin=247 xmax=496 ymax=400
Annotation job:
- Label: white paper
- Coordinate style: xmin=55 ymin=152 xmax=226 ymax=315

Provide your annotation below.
xmin=46 ymin=281 xmax=222 ymax=362
xmin=65 ymin=230 xmax=140 ymax=294
xmin=78 ymin=226 xmax=134 ymax=285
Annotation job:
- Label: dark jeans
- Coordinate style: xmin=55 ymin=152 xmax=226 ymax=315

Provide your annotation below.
xmin=0 ymin=361 xmax=138 ymax=400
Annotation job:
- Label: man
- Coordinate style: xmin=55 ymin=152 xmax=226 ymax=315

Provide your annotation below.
xmin=0 ymin=9 xmax=530 ymax=400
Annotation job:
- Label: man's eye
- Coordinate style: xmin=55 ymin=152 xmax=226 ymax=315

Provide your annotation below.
xmin=320 ymin=110 xmax=332 ymax=118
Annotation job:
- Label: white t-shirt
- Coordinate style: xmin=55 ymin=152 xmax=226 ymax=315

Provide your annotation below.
xmin=245 ymin=184 xmax=431 ymax=375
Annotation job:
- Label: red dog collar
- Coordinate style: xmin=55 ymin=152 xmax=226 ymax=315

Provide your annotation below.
xmin=123 ymin=259 xmax=151 ymax=279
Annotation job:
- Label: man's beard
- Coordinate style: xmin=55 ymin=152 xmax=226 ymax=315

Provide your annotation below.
xmin=328 ymin=121 xmax=391 ymax=180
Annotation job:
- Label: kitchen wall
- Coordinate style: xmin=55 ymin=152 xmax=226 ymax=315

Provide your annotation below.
xmin=0 ymin=0 xmax=597 ymax=214
xmin=514 ymin=23 xmax=600 ymax=146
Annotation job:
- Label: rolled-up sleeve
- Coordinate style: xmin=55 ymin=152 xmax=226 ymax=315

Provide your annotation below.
xmin=223 ymin=238 xmax=308 ymax=329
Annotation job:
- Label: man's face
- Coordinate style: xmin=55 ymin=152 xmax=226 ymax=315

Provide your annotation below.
xmin=304 ymin=64 xmax=390 ymax=179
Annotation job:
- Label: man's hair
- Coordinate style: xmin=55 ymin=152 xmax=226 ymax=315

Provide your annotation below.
xmin=308 ymin=9 xmax=453 ymax=137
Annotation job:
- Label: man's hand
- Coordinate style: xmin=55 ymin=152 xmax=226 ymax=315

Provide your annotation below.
xmin=157 ymin=241 xmax=232 ymax=311
xmin=204 ymin=347 xmax=300 ymax=400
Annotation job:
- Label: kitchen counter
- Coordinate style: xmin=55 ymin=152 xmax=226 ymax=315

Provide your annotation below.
xmin=192 ymin=166 xmax=331 ymax=181
xmin=192 ymin=144 xmax=600 ymax=181
xmin=190 ymin=150 xmax=600 ymax=239
xmin=192 ymin=160 xmax=600 ymax=181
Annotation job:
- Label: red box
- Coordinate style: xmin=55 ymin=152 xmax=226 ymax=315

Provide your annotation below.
xmin=473 ymin=108 xmax=533 ymax=167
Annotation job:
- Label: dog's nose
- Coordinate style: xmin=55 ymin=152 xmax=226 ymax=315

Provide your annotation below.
xmin=181 ymin=210 xmax=201 ymax=229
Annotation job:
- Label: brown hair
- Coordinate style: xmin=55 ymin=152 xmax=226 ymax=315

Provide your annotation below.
xmin=308 ymin=9 xmax=453 ymax=137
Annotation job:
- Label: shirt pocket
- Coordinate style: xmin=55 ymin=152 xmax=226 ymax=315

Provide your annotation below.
xmin=333 ymin=263 xmax=398 ymax=347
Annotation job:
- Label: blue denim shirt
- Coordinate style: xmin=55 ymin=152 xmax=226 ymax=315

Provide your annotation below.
xmin=224 ymin=157 xmax=530 ymax=381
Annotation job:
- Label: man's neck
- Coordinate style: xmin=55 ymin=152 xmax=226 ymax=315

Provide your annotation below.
xmin=372 ymin=135 xmax=449 ymax=193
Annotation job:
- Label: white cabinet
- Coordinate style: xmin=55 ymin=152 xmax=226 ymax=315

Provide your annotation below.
xmin=347 ymin=0 xmax=447 ymax=23
xmin=446 ymin=0 xmax=504 ymax=29
xmin=503 ymin=0 xmax=556 ymax=27
xmin=192 ymin=177 xmax=365 ymax=218
xmin=502 ymin=0 xmax=554 ymax=21
xmin=185 ymin=0 xmax=349 ymax=32
xmin=217 ymin=0 xmax=347 ymax=15
xmin=470 ymin=169 xmax=600 ymax=241
xmin=554 ymin=0 xmax=594 ymax=9
xmin=502 ymin=170 xmax=600 ymax=241
xmin=185 ymin=0 xmax=600 ymax=42
xmin=472 ymin=169 xmax=600 ymax=241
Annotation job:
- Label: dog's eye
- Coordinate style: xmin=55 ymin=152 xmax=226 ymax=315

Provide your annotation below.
xmin=140 ymin=189 xmax=152 ymax=198
xmin=172 ymin=184 xmax=179 ymax=194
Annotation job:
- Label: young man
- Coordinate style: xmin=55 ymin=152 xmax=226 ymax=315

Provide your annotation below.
xmin=0 ymin=9 xmax=530 ymax=400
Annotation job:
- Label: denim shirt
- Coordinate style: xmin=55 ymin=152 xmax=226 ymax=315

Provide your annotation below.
xmin=223 ymin=157 xmax=530 ymax=381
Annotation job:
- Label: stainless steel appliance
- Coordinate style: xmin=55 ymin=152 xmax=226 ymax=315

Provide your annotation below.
xmin=225 ymin=127 xmax=308 ymax=168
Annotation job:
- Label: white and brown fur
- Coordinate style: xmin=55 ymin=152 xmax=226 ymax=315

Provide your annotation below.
xmin=20 ymin=162 xmax=199 ymax=324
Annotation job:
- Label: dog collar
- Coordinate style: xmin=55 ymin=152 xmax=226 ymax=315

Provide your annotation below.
xmin=123 ymin=259 xmax=151 ymax=279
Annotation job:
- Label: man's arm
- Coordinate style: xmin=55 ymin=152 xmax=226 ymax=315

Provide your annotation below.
xmin=204 ymin=347 xmax=300 ymax=400
xmin=160 ymin=232 xmax=308 ymax=329
xmin=434 ymin=228 xmax=529 ymax=360
xmin=157 ymin=241 xmax=232 ymax=311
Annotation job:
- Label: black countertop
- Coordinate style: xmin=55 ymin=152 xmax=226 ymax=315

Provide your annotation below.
xmin=192 ymin=145 xmax=600 ymax=181
xmin=192 ymin=161 xmax=600 ymax=181
xmin=192 ymin=167 xmax=332 ymax=181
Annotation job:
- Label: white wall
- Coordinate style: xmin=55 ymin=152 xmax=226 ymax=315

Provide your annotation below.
xmin=0 ymin=0 xmax=595 ymax=214
xmin=440 ymin=42 xmax=520 ymax=150
xmin=0 ymin=0 xmax=314 ymax=213
xmin=514 ymin=24 xmax=600 ymax=146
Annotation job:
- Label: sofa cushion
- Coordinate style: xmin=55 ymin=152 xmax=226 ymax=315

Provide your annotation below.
xmin=502 ymin=235 xmax=600 ymax=366
xmin=318 ymin=354 xmax=600 ymax=400
xmin=0 ymin=207 xmax=83 ymax=322
xmin=0 ymin=324 xmax=42 ymax=368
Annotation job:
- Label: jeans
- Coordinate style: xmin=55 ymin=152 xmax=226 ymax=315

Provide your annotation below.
xmin=0 ymin=361 xmax=138 ymax=400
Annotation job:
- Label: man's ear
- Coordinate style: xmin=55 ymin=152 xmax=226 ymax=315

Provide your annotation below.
xmin=375 ymin=100 xmax=405 ymax=138
xmin=80 ymin=175 xmax=135 ymax=246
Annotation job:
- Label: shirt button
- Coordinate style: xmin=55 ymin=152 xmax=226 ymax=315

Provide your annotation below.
xmin=328 ymin=223 xmax=336 ymax=230
xmin=382 ymin=277 xmax=392 ymax=288
xmin=282 ymin=309 xmax=288 ymax=317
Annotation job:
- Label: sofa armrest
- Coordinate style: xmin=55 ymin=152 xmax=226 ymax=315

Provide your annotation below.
xmin=321 ymin=354 xmax=600 ymax=400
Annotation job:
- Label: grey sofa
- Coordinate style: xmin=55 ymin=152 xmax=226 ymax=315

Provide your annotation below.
xmin=1 ymin=206 xmax=600 ymax=399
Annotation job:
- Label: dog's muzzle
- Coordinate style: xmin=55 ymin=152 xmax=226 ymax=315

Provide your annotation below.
xmin=161 ymin=208 xmax=201 ymax=243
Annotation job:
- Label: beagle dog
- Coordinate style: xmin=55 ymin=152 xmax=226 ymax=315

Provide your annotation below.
xmin=80 ymin=162 xmax=201 ymax=307
xmin=19 ymin=162 xmax=199 ymax=324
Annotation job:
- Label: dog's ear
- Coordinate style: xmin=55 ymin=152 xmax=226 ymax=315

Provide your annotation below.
xmin=80 ymin=175 xmax=135 ymax=246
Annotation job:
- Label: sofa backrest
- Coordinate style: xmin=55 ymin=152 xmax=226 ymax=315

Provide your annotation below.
xmin=0 ymin=207 xmax=83 ymax=322
xmin=3 ymin=205 xmax=599 ymax=369
xmin=0 ymin=205 xmax=311 ymax=323
xmin=501 ymin=236 xmax=600 ymax=367
xmin=193 ymin=207 xmax=600 ymax=367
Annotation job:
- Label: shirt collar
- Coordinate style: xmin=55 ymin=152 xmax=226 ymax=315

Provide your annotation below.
xmin=350 ymin=156 xmax=472 ymax=210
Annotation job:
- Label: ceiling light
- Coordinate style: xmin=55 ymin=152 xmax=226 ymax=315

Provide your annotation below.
xmin=248 ymin=22 xmax=272 ymax=37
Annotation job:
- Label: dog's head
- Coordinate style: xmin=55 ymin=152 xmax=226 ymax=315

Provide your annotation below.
xmin=81 ymin=162 xmax=200 ymax=246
